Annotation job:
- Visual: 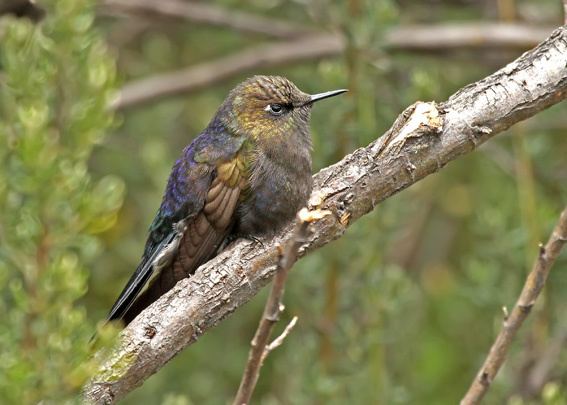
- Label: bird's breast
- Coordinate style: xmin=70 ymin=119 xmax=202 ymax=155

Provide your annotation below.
xmin=235 ymin=148 xmax=312 ymax=236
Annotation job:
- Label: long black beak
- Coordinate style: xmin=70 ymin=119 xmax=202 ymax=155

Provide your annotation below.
xmin=304 ymin=89 xmax=348 ymax=106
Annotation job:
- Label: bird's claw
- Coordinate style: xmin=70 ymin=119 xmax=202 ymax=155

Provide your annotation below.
xmin=244 ymin=235 xmax=265 ymax=249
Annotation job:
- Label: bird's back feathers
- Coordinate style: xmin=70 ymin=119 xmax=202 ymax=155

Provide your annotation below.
xmin=107 ymin=123 xmax=248 ymax=324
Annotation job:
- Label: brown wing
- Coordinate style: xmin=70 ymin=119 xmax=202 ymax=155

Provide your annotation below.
xmin=121 ymin=158 xmax=246 ymax=324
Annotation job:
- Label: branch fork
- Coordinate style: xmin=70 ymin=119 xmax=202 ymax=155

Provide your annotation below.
xmin=233 ymin=208 xmax=329 ymax=405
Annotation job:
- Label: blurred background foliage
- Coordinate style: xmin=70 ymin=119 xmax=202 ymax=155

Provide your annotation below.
xmin=0 ymin=0 xmax=566 ymax=404
xmin=0 ymin=0 xmax=121 ymax=402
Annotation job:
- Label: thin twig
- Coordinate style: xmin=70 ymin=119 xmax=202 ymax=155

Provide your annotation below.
xmin=233 ymin=209 xmax=329 ymax=405
xmin=265 ymin=316 xmax=298 ymax=354
xmin=461 ymin=207 xmax=567 ymax=405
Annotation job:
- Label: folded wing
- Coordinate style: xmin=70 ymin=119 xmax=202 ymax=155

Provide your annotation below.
xmin=106 ymin=137 xmax=248 ymax=325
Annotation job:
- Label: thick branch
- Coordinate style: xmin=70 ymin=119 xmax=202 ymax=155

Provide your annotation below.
xmin=85 ymin=27 xmax=567 ymax=404
xmin=111 ymin=23 xmax=554 ymax=111
xmin=461 ymin=208 xmax=567 ymax=405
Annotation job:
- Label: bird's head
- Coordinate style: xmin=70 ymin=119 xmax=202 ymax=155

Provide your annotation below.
xmin=218 ymin=75 xmax=346 ymax=142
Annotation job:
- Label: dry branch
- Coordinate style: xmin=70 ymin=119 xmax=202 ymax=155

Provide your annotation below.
xmin=233 ymin=209 xmax=325 ymax=405
xmin=109 ymin=34 xmax=344 ymax=111
xmin=460 ymin=208 xmax=567 ymax=405
xmin=100 ymin=0 xmax=552 ymax=49
xmin=84 ymin=26 xmax=567 ymax=404
xmin=100 ymin=0 xmax=314 ymax=39
xmin=384 ymin=24 xmax=552 ymax=51
xmin=111 ymin=23 xmax=554 ymax=111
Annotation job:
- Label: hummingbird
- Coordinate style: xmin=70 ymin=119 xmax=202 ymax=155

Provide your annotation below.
xmin=107 ymin=76 xmax=346 ymax=325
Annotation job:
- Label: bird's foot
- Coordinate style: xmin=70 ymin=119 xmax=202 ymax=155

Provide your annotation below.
xmin=243 ymin=235 xmax=266 ymax=249
xmin=219 ymin=234 xmax=266 ymax=252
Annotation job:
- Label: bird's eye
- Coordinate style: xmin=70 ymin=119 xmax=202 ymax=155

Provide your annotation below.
xmin=265 ymin=103 xmax=285 ymax=116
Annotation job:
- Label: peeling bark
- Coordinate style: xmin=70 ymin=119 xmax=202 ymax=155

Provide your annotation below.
xmin=84 ymin=26 xmax=567 ymax=404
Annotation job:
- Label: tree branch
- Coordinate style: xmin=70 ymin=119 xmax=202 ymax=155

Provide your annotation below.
xmin=384 ymin=24 xmax=552 ymax=51
xmin=460 ymin=207 xmax=567 ymax=405
xmin=100 ymin=0 xmax=552 ymax=49
xmin=85 ymin=26 xmax=567 ymax=404
xmin=100 ymin=0 xmax=315 ymax=39
xmin=110 ymin=23 xmax=554 ymax=111
xmin=109 ymin=34 xmax=344 ymax=111
xmin=265 ymin=316 xmax=298 ymax=353
xmin=233 ymin=209 xmax=325 ymax=405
